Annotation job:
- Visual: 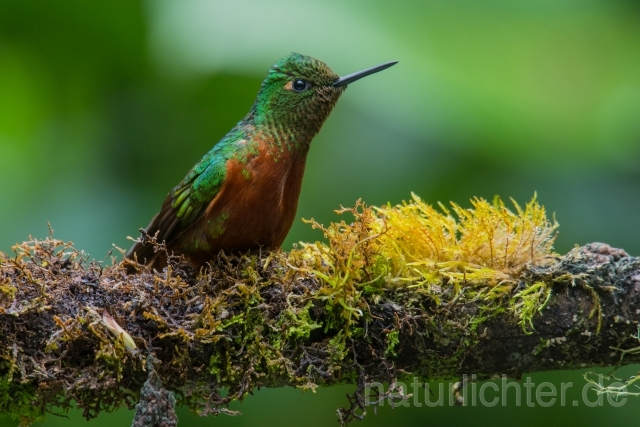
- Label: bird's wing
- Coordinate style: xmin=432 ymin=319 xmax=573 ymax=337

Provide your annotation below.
xmin=125 ymin=146 xmax=230 ymax=265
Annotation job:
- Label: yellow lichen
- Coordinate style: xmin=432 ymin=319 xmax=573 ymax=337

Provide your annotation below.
xmin=289 ymin=193 xmax=559 ymax=332
xmin=377 ymin=193 xmax=557 ymax=283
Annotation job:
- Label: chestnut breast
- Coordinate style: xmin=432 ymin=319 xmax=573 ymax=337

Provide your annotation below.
xmin=175 ymin=136 xmax=307 ymax=263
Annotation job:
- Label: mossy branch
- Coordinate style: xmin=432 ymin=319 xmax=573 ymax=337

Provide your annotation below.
xmin=1 ymin=195 xmax=639 ymax=426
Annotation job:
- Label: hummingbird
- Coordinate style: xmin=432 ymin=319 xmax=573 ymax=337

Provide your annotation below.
xmin=125 ymin=53 xmax=397 ymax=270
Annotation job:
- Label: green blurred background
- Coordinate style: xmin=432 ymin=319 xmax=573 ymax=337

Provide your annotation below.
xmin=1 ymin=0 xmax=639 ymax=425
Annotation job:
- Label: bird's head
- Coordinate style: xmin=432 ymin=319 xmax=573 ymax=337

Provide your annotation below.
xmin=251 ymin=53 xmax=397 ymax=150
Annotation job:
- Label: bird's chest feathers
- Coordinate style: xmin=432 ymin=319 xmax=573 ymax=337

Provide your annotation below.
xmin=203 ymin=136 xmax=306 ymax=238
xmin=228 ymin=137 xmax=298 ymax=205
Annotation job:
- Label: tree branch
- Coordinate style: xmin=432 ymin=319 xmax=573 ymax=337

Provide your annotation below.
xmin=1 ymin=197 xmax=639 ymax=425
xmin=1 ymin=239 xmax=639 ymax=425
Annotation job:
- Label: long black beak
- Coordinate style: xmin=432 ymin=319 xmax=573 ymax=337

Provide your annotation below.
xmin=332 ymin=60 xmax=398 ymax=87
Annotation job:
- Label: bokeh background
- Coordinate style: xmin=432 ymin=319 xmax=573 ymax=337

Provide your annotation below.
xmin=1 ymin=0 xmax=639 ymax=425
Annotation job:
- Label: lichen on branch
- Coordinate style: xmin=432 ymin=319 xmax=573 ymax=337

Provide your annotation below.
xmin=0 ymin=194 xmax=638 ymax=426
xmin=293 ymin=194 xmax=559 ymax=333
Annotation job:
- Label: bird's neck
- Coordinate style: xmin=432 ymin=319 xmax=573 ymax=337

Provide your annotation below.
xmin=246 ymin=100 xmax=339 ymax=158
xmin=251 ymin=117 xmax=315 ymax=158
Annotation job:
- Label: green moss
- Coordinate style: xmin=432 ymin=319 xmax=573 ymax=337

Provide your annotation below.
xmin=385 ymin=331 xmax=399 ymax=356
xmin=0 ymin=281 xmax=16 ymax=300
xmin=511 ymin=281 xmax=552 ymax=333
xmin=277 ymin=301 xmax=320 ymax=341
xmin=0 ymin=379 xmax=43 ymax=426
xmin=0 ymin=355 xmax=44 ymax=425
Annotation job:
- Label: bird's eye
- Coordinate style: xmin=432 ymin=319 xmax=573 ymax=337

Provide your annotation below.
xmin=292 ymin=79 xmax=309 ymax=92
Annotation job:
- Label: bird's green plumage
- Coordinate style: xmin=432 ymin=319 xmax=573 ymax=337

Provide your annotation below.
xmin=126 ymin=53 xmax=396 ymax=269
xmin=171 ymin=128 xmax=249 ymax=224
